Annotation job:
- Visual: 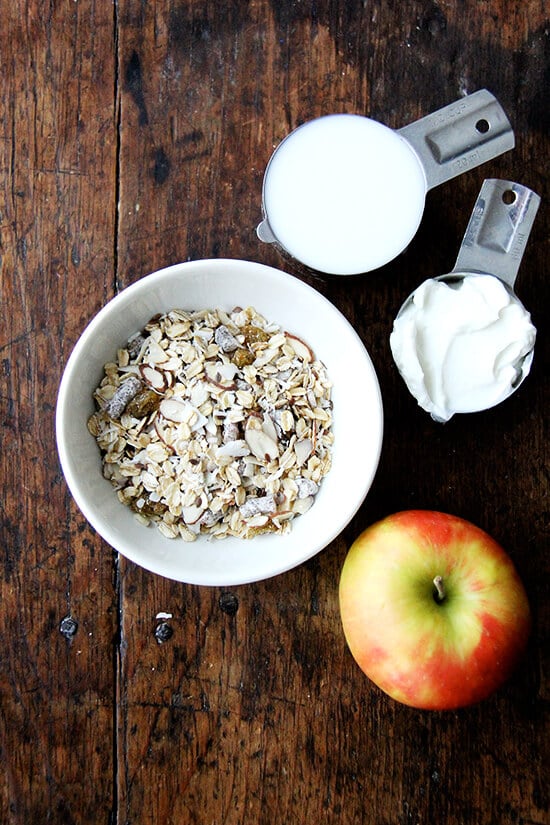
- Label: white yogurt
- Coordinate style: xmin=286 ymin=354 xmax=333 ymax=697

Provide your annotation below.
xmin=390 ymin=274 xmax=536 ymax=422
xmin=262 ymin=114 xmax=427 ymax=275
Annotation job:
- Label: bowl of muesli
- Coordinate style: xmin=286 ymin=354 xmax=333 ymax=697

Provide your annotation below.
xmin=56 ymin=258 xmax=383 ymax=585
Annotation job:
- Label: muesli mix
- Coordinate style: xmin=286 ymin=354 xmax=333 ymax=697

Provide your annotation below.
xmin=87 ymin=306 xmax=334 ymax=540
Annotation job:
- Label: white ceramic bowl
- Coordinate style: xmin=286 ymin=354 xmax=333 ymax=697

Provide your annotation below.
xmin=56 ymin=259 xmax=383 ymax=585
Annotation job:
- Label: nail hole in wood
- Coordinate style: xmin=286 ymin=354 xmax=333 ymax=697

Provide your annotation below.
xmin=219 ymin=592 xmax=239 ymax=616
xmin=154 ymin=622 xmax=174 ymax=644
xmin=59 ymin=616 xmax=78 ymax=640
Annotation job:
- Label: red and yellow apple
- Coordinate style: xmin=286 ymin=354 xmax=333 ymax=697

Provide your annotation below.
xmin=338 ymin=510 xmax=531 ymax=710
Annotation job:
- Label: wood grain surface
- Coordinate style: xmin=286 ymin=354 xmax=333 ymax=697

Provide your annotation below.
xmin=1 ymin=1 xmax=548 ymax=824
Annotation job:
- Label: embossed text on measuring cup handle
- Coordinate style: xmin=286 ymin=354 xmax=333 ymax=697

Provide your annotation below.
xmin=397 ymin=89 xmax=515 ymax=190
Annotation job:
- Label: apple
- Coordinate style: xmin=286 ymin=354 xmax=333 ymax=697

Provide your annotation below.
xmin=338 ymin=510 xmax=531 ymax=710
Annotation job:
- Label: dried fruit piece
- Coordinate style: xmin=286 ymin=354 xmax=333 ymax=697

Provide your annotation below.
xmin=126 ymin=388 xmax=162 ymax=418
xmin=131 ymin=498 xmax=168 ymax=518
xmin=104 ymin=376 xmax=142 ymax=419
xmin=214 ymin=325 xmax=240 ymax=352
xmin=242 ymin=324 xmax=270 ymax=344
xmin=231 ymin=346 xmax=255 ymax=368
xmin=239 ymin=494 xmax=277 ymax=519
xmin=295 ymin=477 xmax=319 ymax=498
xmin=222 ymin=419 xmax=241 ymax=443
xmin=127 ymin=332 xmax=147 ymax=360
xmin=198 ymin=509 xmax=222 ymax=529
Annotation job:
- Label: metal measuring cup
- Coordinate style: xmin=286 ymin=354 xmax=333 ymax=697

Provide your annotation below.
xmin=257 ymin=90 xmax=514 ymax=276
xmin=390 ymin=179 xmax=541 ymax=421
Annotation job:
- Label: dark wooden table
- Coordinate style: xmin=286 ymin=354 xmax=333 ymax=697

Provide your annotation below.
xmin=1 ymin=2 xmax=548 ymax=823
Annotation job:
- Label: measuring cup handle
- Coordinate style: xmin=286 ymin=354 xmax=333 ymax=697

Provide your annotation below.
xmin=397 ymin=89 xmax=514 ymax=190
xmin=451 ymin=179 xmax=541 ymax=288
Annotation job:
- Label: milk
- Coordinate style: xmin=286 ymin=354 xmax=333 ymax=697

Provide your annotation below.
xmin=261 ymin=114 xmax=427 ymax=275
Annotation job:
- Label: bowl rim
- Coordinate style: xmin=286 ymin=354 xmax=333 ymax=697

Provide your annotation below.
xmin=56 ymin=258 xmax=384 ymax=585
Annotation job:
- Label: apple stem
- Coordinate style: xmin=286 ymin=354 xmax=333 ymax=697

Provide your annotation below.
xmin=433 ymin=575 xmax=446 ymax=603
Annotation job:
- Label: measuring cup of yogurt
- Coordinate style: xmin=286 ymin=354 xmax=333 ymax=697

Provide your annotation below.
xmin=257 ymin=89 xmax=514 ymax=275
xmin=390 ymin=179 xmax=540 ymax=422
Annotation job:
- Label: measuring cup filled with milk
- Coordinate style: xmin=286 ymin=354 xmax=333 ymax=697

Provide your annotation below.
xmin=257 ymin=90 xmax=514 ymax=275
xmin=390 ymin=179 xmax=540 ymax=422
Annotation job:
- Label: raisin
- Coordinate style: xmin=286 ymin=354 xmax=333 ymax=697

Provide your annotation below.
xmin=231 ymin=347 xmax=255 ymax=367
xmin=131 ymin=499 xmax=167 ymax=518
xmin=126 ymin=388 xmax=162 ymax=418
xmin=241 ymin=324 xmax=270 ymax=344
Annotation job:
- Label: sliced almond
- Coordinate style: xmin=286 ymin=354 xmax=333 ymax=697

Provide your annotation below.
xmin=244 ymin=417 xmax=280 ymax=462
xmin=158 ymin=398 xmax=206 ymax=432
xmin=189 ymin=381 xmax=210 ymax=407
xmin=153 ymin=419 xmax=176 ymax=453
xmin=159 ymin=398 xmax=188 ymax=423
xmin=139 ymin=364 xmax=168 ymax=392
xmin=271 ymin=510 xmax=295 ymax=525
xmin=286 ymin=332 xmax=314 ymax=363
xmin=292 ymin=495 xmax=314 ymax=515
xmin=205 ymin=361 xmax=238 ymax=389
xmin=144 ymin=338 xmax=169 ymax=364
xmin=189 ymin=408 xmax=208 ymax=432
xmin=261 ymin=412 xmax=279 ymax=443
xmin=182 ymin=500 xmax=208 ymax=525
xmin=215 ymin=440 xmax=250 ymax=459
xmin=294 ymin=438 xmax=313 ymax=467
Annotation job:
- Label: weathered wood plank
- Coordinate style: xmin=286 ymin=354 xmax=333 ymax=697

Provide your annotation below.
xmin=0 ymin=2 xmax=119 ymax=822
